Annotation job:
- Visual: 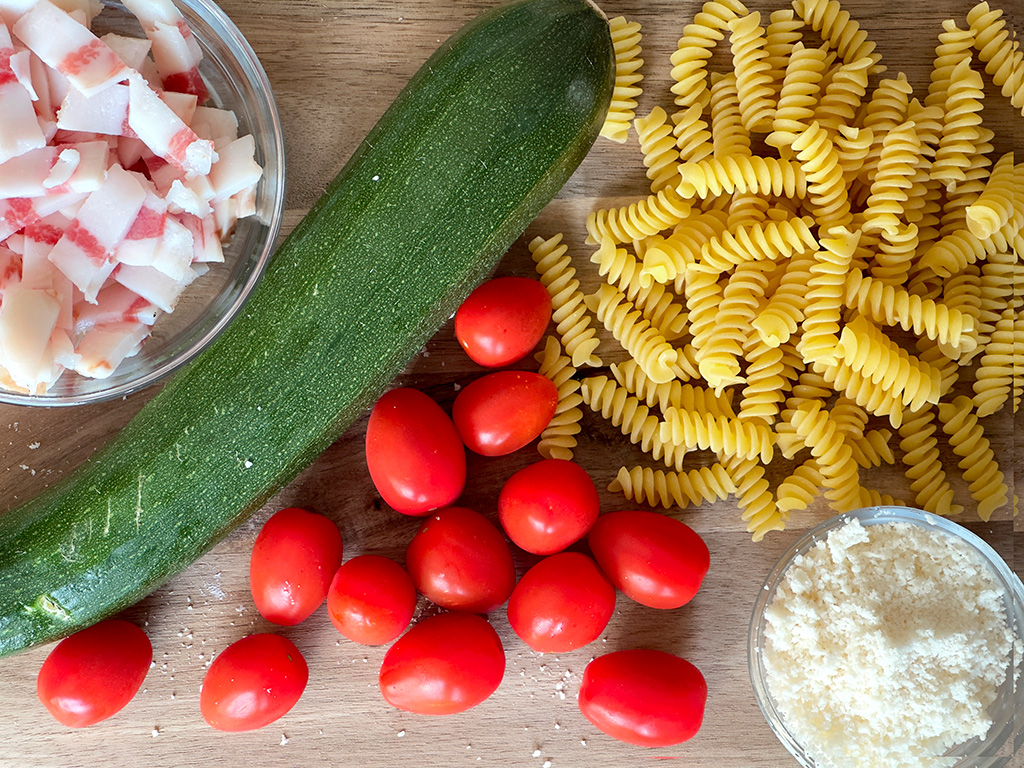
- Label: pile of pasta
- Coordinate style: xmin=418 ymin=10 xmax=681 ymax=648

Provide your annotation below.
xmin=529 ymin=0 xmax=1022 ymax=540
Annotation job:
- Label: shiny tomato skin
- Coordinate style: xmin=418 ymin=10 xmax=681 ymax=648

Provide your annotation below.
xmin=200 ymin=634 xmax=308 ymax=732
xmin=327 ymin=555 xmax=417 ymax=645
xmin=452 ymin=371 xmax=558 ymax=457
xmin=455 ymin=277 xmax=552 ymax=367
xmin=498 ymin=459 xmax=600 ymax=555
xmin=579 ymin=649 xmax=707 ymax=747
xmin=406 ymin=507 xmax=516 ymax=613
xmin=379 ymin=613 xmax=505 ymax=715
xmin=36 ymin=620 xmax=152 ymax=727
xmin=366 ymin=388 xmax=467 ymax=515
xmin=507 ymin=552 xmax=615 ymax=653
xmin=250 ymin=507 xmax=344 ymax=626
xmin=588 ymin=511 xmax=710 ymax=609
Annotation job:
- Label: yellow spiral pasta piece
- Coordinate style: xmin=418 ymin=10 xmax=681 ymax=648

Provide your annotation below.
xmin=683 ymin=269 xmax=726 ymax=355
xmin=635 ymin=107 xmax=681 ymax=193
xmin=600 ymin=17 xmax=644 ymax=144
xmin=843 ymin=269 xmax=976 ymax=353
xmin=871 ymin=221 xmax=920 ymax=288
xmin=791 ymin=121 xmax=852 ymax=229
xmin=776 ymin=459 xmax=824 ymax=513
xmin=926 ymin=19 xmax=976 ymax=110
xmin=858 ymin=73 xmax=913 ymax=185
xmin=672 ymin=104 xmax=715 ymax=164
xmin=610 ymin=464 xmax=737 ymax=510
xmin=798 ymin=226 xmax=858 ymax=365
xmin=611 ymin=358 xmax=735 ymax=417
xmin=813 ymin=55 xmax=872 ymax=138
xmin=920 ymin=217 xmax=1020 ymax=278
xmin=724 ymin=454 xmax=785 ymax=540
xmin=861 ymin=120 xmax=922 ymax=236
xmin=534 ymin=336 xmax=583 ymax=461
xmin=972 ymin=305 xmax=1014 ymax=417
xmin=812 ymin=359 xmax=905 ymax=427
xmin=738 ymin=338 xmax=788 ymax=425
xmin=836 ymin=314 xmax=943 ymax=411
xmin=938 ymin=266 xmax=985 ymax=361
xmin=897 ymin=405 xmax=963 ymax=517
xmin=834 ymin=124 xmax=874 ymax=181
xmin=829 ymin=396 xmax=868 ymax=439
xmin=932 ymin=57 xmax=986 ymax=191
xmin=789 ymin=400 xmax=862 ymax=513
xmin=967 ymin=1 xmax=1024 ymax=114
xmin=696 ymin=215 xmax=817 ymax=274
xmin=709 ymin=71 xmax=751 ymax=158
xmin=697 ymin=261 xmax=773 ymax=390
xmin=669 ymin=0 xmax=750 ymax=107
xmin=938 ymin=395 xmax=1009 ymax=521
xmin=966 ymin=152 xmax=1019 ymax=240
xmin=529 ymin=234 xmax=602 ymax=368
xmin=676 ymin=156 xmax=808 ymax=199
xmin=848 ymin=429 xmax=895 ymax=468
xmin=590 ymin=238 xmax=688 ymax=341
xmin=585 ymin=187 xmax=693 ymax=246
xmin=580 ymin=376 xmax=685 ymax=470
xmin=751 ymin=251 xmax=815 ymax=347
xmin=938 ymin=124 xmax=996 ymax=237
xmin=978 ymin=249 xmax=1017 ymax=333
xmin=792 ymin=0 xmax=881 ymax=68
xmin=660 ymin=407 xmax=775 ymax=462
xmin=764 ymin=8 xmax=806 ymax=94
xmin=727 ymin=12 xmax=776 ymax=133
xmin=767 ymin=41 xmax=829 ymax=153
xmin=727 ymin=192 xmax=771 ymax=230
xmin=586 ymin=283 xmax=678 ymax=384
xmin=1013 ymin=313 xmax=1024 ymax=414
xmin=640 ymin=209 xmax=728 ymax=287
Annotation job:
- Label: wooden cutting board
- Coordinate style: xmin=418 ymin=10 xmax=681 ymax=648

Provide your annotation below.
xmin=0 ymin=1 xmax=1020 ymax=766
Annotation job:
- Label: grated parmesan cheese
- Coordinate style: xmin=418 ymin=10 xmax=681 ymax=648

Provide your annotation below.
xmin=763 ymin=519 xmax=1014 ymax=768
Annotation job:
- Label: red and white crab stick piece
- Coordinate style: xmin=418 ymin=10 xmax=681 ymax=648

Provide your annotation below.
xmin=14 ymin=0 xmax=128 ymax=96
xmin=127 ymin=73 xmax=215 ymax=176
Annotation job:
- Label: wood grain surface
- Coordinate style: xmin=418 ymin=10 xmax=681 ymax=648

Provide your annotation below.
xmin=0 ymin=1 xmax=1021 ymax=767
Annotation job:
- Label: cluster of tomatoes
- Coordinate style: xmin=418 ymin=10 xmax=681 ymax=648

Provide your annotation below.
xmin=34 ymin=276 xmax=712 ymax=748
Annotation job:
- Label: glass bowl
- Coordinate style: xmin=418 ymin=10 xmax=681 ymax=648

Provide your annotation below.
xmin=0 ymin=0 xmax=285 ymax=406
xmin=749 ymin=506 xmax=1023 ymax=768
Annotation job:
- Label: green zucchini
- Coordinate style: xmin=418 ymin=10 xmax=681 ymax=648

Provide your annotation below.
xmin=0 ymin=0 xmax=613 ymax=656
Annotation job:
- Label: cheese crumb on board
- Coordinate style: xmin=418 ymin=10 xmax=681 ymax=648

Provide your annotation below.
xmin=763 ymin=519 xmax=1014 ymax=768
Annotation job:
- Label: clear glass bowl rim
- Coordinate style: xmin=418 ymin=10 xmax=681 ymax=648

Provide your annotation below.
xmin=0 ymin=0 xmax=286 ymax=407
xmin=748 ymin=505 xmax=1024 ymax=768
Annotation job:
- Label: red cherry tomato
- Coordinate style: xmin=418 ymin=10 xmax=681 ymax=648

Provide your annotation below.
xmin=578 ymin=649 xmax=707 ymax=747
xmin=250 ymin=507 xmax=344 ymax=626
xmin=507 ymin=552 xmax=615 ymax=653
xmin=366 ymin=388 xmax=466 ymax=515
xmin=327 ymin=555 xmax=417 ymax=645
xmin=588 ymin=511 xmax=710 ymax=609
xmin=200 ymin=634 xmax=308 ymax=732
xmin=452 ymin=371 xmax=558 ymax=456
xmin=406 ymin=506 xmax=516 ymax=613
xmin=36 ymin=620 xmax=152 ymax=727
xmin=379 ymin=613 xmax=505 ymax=714
xmin=498 ymin=459 xmax=599 ymax=555
xmin=455 ymin=277 xmax=552 ymax=367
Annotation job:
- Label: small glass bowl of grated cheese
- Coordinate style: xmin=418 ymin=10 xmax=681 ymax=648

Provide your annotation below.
xmin=748 ymin=506 xmax=1023 ymax=768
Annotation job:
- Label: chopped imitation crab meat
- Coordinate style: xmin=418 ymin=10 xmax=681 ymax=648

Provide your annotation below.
xmin=0 ymin=0 xmax=262 ymax=394
xmin=14 ymin=0 xmax=129 ymax=96
xmin=0 ymin=23 xmax=46 ymax=162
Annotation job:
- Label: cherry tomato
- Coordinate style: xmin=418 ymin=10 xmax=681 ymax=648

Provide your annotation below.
xmin=366 ymin=388 xmax=466 ymax=515
xmin=507 ymin=552 xmax=615 ymax=653
xmin=452 ymin=371 xmax=558 ymax=456
xmin=579 ymin=649 xmax=707 ymax=747
xmin=327 ymin=555 xmax=417 ymax=645
xmin=250 ymin=507 xmax=344 ymax=626
xmin=36 ymin=620 xmax=152 ymax=727
xmin=588 ymin=511 xmax=710 ymax=609
xmin=200 ymin=634 xmax=308 ymax=732
xmin=455 ymin=277 xmax=552 ymax=367
xmin=379 ymin=613 xmax=504 ymax=714
xmin=406 ymin=506 xmax=516 ymax=613
xmin=498 ymin=459 xmax=599 ymax=555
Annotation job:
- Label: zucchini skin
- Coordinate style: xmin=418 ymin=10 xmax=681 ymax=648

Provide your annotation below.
xmin=0 ymin=0 xmax=613 ymax=656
